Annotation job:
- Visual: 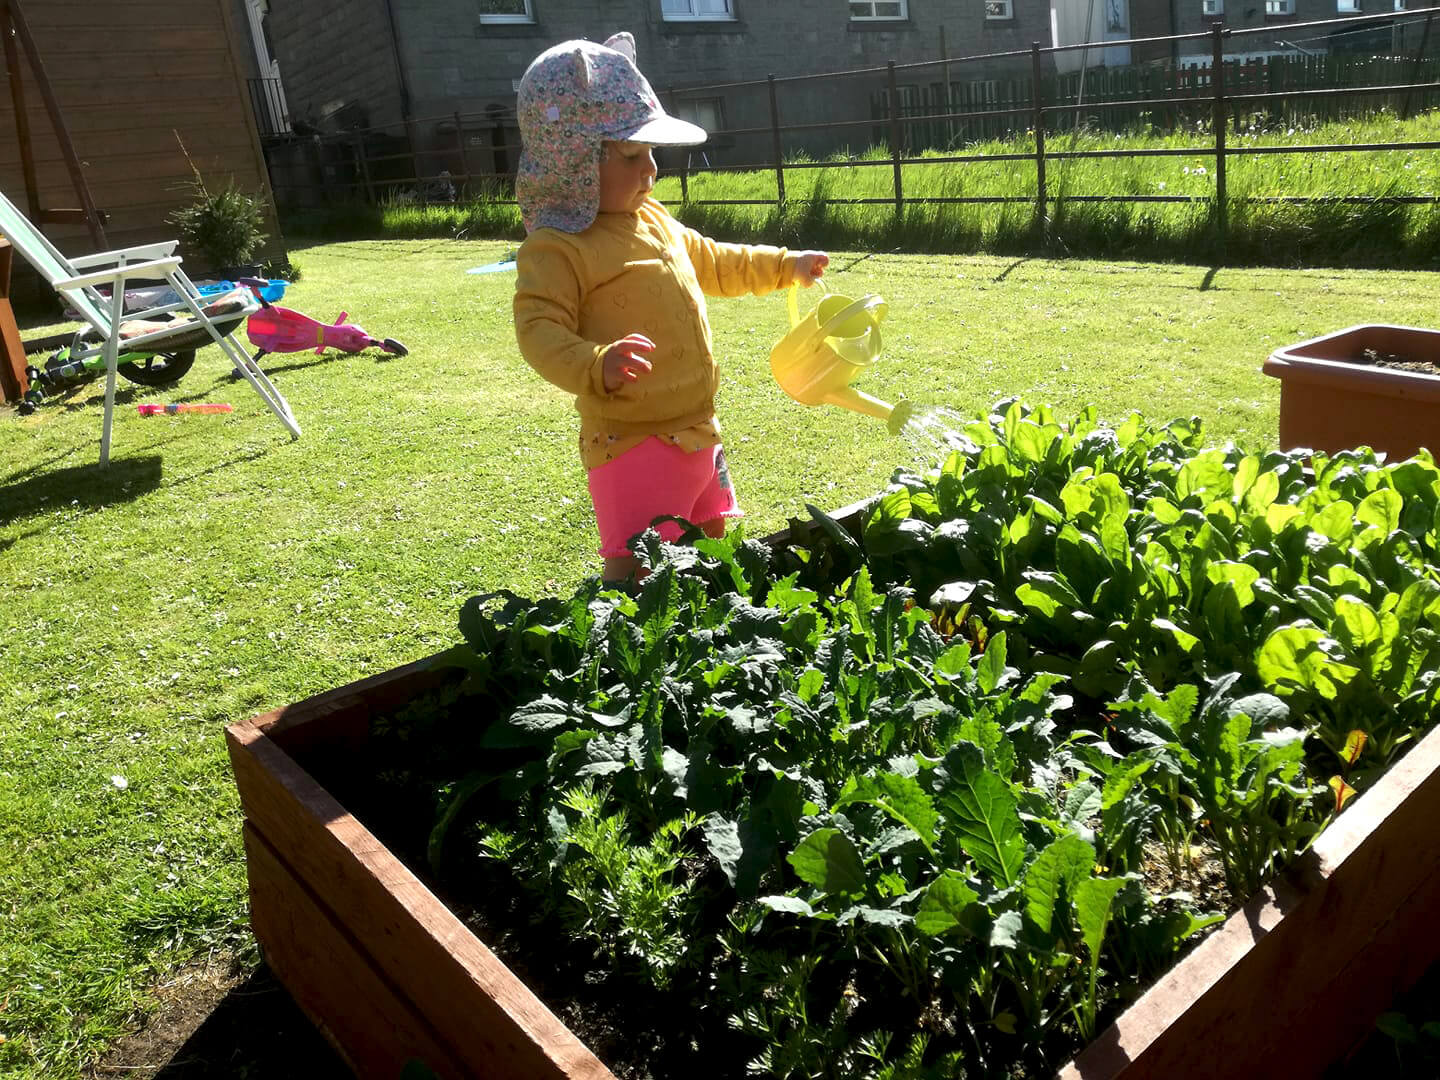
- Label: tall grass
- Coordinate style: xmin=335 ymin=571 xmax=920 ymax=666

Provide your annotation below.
xmin=281 ymin=110 xmax=1440 ymax=267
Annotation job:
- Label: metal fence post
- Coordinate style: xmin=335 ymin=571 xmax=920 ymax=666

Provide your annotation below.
xmin=668 ymin=90 xmax=690 ymax=204
xmin=1212 ymin=24 xmax=1228 ymax=249
xmin=887 ymin=61 xmax=903 ymax=215
xmin=454 ymin=111 xmax=468 ymax=198
xmin=940 ymin=25 xmax=954 ymax=147
xmin=1031 ymin=43 xmax=1047 ymax=235
xmin=767 ymin=75 xmax=786 ymax=207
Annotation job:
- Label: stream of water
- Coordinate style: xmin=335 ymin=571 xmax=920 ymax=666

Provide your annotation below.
xmin=895 ymin=404 xmax=972 ymax=464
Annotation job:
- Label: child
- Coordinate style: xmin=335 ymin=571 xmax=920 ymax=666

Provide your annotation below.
xmin=512 ymin=32 xmax=828 ymax=586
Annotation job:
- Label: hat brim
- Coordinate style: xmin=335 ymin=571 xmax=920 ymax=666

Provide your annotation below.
xmin=616 ymin=114 xmax=708 ymax=147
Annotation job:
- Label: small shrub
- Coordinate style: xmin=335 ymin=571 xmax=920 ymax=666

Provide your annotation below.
xmin=168 ymin=136 xmax=269 ymax=270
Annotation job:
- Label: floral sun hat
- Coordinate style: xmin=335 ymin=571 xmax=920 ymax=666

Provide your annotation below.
xmin=516 ymin=32 xmax=707 ymax=234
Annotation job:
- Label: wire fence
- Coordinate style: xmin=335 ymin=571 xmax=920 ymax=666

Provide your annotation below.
xmin=261 ymin=6 xmax=1440 ymax=238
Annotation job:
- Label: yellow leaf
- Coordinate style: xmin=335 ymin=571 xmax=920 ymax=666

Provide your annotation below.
xmin=1329 ymin=775 xmax=1358 ymax=813
xmin=993 ymin=1012 xmax=1018 ymax=1035
xmin=1341 ymin=729 xmax=1368 ymax=769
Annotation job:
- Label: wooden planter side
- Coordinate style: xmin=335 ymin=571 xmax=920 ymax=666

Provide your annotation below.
xmin=1262 ymin=324 xmax=1440 ymax=459
xmin=1061 ymin=721 xmax=1440 ymax=1080
xmin=225 ymin=505 xmax=877 ymax=1079
xmin=225 ymin=669 xmax=618 ymax=1080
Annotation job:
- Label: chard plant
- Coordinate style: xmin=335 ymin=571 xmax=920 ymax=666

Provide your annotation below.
xmin=361 ymin=400 xmax=1440 ymax=1079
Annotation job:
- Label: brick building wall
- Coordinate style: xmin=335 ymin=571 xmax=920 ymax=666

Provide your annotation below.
xmin=266 ymin=0 xmax=1065 ymax=174
xmin=264 ymin=0 xmax=405 ymax=133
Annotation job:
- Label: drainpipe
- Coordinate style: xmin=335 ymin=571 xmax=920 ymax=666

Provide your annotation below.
xmin=381 ymin=0 xmax=414 ymax=123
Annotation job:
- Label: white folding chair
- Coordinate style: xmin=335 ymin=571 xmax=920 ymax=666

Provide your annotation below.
xmin=0 ymin=188 xmax=300 ymax=465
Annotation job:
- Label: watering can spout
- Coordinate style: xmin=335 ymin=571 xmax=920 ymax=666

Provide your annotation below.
xmin=821 ymin=387 xmax=914 ymax=436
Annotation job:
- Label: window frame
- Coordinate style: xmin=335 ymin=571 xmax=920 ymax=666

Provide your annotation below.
xmin=661 ymin=0 xmax=736 ymax=21
xmin=1264 ymin=0 xmax=1295 ymax=13
xmin=477 ymin=0 xmax=534 ymax=24
xmin=848 ymin=0 xmax=909 ymax=22
xmin=1202 ymin=0 xmax=1223 ymax=13
xmin=1336 ymin=0 xmax=1361 ymax=10
xmin=984 ymin=0 xmax=1014 ymax=20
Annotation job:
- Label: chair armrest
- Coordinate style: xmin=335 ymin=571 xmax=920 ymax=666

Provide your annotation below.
xmin=68 ymin=241 xmax=180 ymax=268
xmin=57 ymin=256 xmax=184 ymax=291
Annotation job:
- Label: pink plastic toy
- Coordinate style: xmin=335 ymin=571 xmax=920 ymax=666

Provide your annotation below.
xmin=245 ymin=305 xmax=409 ymax=360
xmin=137 ymin=402 xmax=234 ymax=415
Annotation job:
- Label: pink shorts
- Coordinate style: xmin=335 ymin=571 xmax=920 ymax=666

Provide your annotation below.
xmin=587 ymin=437 xmax=742 ymax=558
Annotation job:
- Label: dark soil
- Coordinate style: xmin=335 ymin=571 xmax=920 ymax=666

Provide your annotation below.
xmin=85 ymin=957 xmax=353 ymax=1080
xmin=306 ymin=756 xmax=746 ymax=1080
xmin=1356 ymin=348 xmax=1440 ymax=375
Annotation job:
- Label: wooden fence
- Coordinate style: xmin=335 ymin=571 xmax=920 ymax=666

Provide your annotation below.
xmin=879 ymin=52 xmax=1440 ymax=149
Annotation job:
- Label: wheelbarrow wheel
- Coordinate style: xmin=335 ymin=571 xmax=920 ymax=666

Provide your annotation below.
xmin=117 ymin=350 xmax=197 ymax=387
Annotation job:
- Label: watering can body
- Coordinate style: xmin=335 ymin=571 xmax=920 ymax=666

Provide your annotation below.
xmin=769 ymin=285 xmax=910 ymax=432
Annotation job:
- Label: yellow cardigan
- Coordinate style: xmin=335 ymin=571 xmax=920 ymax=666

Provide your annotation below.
xmin=514 ymin=198 xmax=796 ymax=468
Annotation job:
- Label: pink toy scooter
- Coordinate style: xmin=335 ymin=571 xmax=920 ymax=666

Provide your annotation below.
xmin=245 ymin=304 xmax=409 ymax=361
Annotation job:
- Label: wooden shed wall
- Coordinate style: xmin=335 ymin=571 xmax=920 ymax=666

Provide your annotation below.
xmin=0 ymin=0 xmax=285 ymax=295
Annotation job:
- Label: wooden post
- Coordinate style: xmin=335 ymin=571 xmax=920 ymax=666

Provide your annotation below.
xmin=355 ymin=134 xmax=374 ymax=203
xmin=0 ymin=239 xmax=29 ymax=402
xmin=1 ymin=1 xmax=41 ymax=222
xmin=2 ymin=0 xmax=106 ymax=246
xmin=1400 ymin=12 xmax=1434 ymax=120
xmin=1212 ymin=24 xmax=1227 ymax=250
xmin=1031 ymin=43 xmax=1047 ymax=236
xmin=887 ymin=61 xmax=903 ymax=215
xmin=767 ymin=75 xmax=786 ymax=207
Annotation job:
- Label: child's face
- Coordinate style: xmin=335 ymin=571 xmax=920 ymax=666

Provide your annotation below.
xmin=597 ymin=141 xmax=657 ymax=214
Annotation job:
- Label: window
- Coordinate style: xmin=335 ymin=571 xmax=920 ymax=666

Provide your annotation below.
xmin=1202 ymin=0 xmax=1223 ymax=12
xmin=477 ymin=0 xmax=533 ymax=23
xmin=676 ymin=97 xmax=724 ymax=132
xmin=1337 ymin=0 xmax=1360 ymax=9
xmin=850 ymin=0 xmax=908 ymax=20
xmin=1264 ymin=0 xmax=1295 ymax=12
xmin=985 ymin=0 xmax=1013 ymax=19
xmin=662 ymin=0 xmax=734 ymax=20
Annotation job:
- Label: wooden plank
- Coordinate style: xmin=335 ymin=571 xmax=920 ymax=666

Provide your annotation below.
xmin=1062 ymin=721 xmax=1440 ymax=1079
xmin=226 ymin=716 xmax=616 ymax=1080
xmin=3 ymin=49 xmax=240 ymax=80
xmin=245 ymin=823 xmax=473 ymax=1080
xmin=0 ymin=238 xmax=29 ymax=401
xmin=22 ymin=1 xmax=233 ymax=30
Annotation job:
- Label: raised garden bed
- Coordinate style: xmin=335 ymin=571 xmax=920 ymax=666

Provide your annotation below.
xmin=227 ymin=406 xmax=1440 ymax=1077
xmin=1263 ymin=324 xmax=1440 ymax=459
xmin=229 ymin=661 xmax=1440 ymax=1079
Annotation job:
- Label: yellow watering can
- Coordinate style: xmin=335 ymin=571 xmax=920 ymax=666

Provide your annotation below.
xmin=769 ymin=282 xmax=913 ymax=435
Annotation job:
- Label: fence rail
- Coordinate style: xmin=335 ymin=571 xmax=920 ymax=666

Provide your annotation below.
xmin=261 ymin=6 xmax=1440 ymax=248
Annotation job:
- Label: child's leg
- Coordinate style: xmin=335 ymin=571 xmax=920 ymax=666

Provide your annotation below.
xmin=588 ymin=439 xmax=741 ymax=585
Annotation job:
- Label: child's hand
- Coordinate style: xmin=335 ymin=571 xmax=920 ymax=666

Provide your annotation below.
xmin=602 ymin=333 xmax=656 ymax=392
xmin=793 ymin=252 xmax=829 ymax=287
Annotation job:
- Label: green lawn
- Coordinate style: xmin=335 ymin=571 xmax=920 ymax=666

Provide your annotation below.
xmin=1 ymin=239 xmax=1438 ymax=1076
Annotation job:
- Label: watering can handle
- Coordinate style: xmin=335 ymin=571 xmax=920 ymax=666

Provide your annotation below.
xmin=785 ymin=278 xmax=830 ymax=330
xmin=803 ymin=293 xmax=886 ymax=356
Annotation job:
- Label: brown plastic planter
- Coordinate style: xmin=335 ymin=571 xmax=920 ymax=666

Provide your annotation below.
xmin=226 ymin=497 xmax=1440 ymax=1078
xmin=1263 ymin=324 xmax=1440 ymax=459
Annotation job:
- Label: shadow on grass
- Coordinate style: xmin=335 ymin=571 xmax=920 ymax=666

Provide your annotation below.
xmin=148 ymin=965 xmax=353 ymax=1079
xmin=0 ymin=453 xmax=163 ymax=528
